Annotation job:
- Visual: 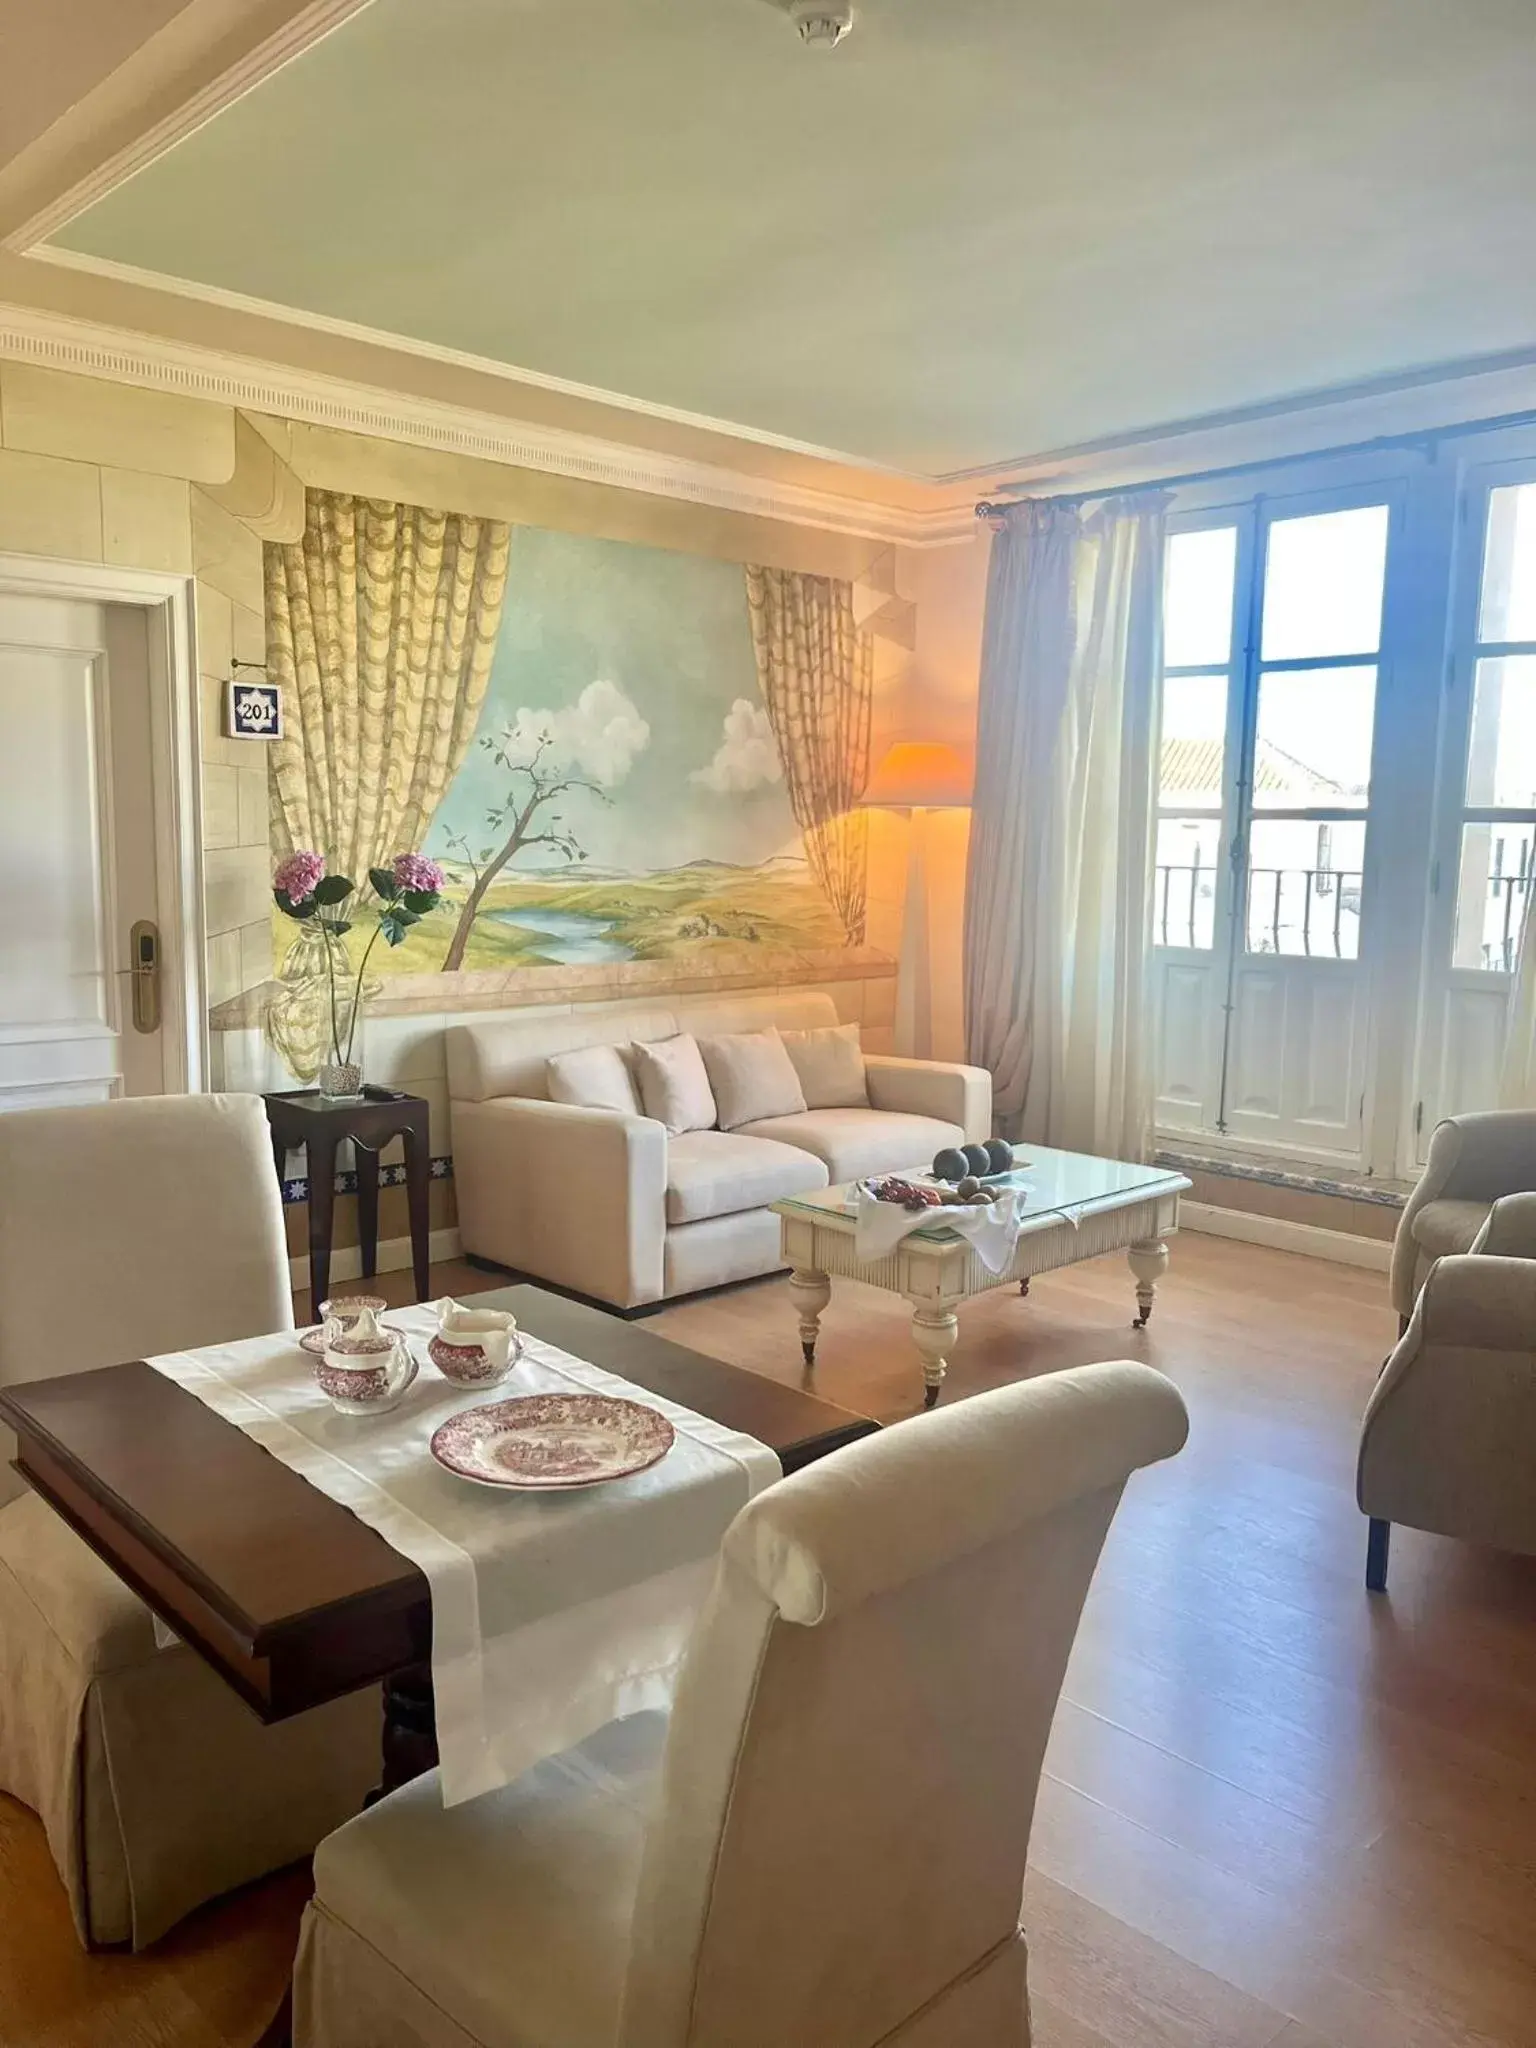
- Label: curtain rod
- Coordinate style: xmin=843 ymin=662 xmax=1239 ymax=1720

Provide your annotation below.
xmin=973 ymin=401 xmax=1536 ymax=519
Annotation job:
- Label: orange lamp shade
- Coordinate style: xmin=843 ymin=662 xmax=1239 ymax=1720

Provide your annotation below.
xmin=859 ymin=741 xmax=973 ymax=810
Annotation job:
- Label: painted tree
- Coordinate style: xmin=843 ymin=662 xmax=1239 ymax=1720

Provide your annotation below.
xmin=439 ymin=727 xmax=608 ymax=972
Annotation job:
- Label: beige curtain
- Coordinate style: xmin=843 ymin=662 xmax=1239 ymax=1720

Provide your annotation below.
xmin=744 ymin=566 xmax=873 ymax=943
xmin=266 ymin=491 xmax=512 ymax=874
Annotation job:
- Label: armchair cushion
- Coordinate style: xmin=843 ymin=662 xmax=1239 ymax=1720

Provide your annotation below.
xmin=664 ymin=1132 xmax=828 ymax=1226
xmin=1410 ymin=1198 xmax=1490 ymax=1263
xmin=739 ymin=1108 xmax=964 ymax=1183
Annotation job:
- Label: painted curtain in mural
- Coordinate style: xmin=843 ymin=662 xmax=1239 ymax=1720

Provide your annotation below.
xmin=744 ymin=565 xmax=873 ymax=944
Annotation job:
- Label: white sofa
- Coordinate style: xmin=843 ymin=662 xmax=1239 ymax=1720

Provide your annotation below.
xmin=447 ymin=991 xmax=992 ymax=1310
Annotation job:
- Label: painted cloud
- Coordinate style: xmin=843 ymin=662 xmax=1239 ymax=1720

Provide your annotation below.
xmin=692 ymin=697 xmax=784 ymax=794
xmin=502 ymin=678 xmax=651 ymax=786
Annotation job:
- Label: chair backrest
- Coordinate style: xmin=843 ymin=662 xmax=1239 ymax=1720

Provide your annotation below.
xmin=622 ymin=1360 xmax=1189 ymax=2048
xmin=0 ymin=1093 xmax=292 ymax=1505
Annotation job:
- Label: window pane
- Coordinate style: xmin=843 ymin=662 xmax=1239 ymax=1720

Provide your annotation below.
xmin=1260 ymin=505 xmax=1389 ymax=661
xmin=1252 ymin=666 xmax=1375 ymax=808
xmin=1465 ymin=656 xmax=1536 ymax=809
xmin=1478 ymin=483 xmax=1536 ymax=644
xmin=1163 ymin=526 xmax=1237 ymax=667
xmin=1452 ymin=821 xmax=1534 ymax=972
xmin=1158 ymin=673 xmax=1227 ymax=809
xmin=1245 ymin=819 xmax=1365 ymax=958
xmin=1154 ymin=816 xmax=1221 ymax=949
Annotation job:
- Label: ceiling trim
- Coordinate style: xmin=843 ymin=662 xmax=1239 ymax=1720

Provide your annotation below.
xmin=0 ymin=298 xmax=978 ymax=547
xmin=4 ymin=0 xmax=378 ymax=253
xmin=30 ymin=243 xmax=927 ymax=483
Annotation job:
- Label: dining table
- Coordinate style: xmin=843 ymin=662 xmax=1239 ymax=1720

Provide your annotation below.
xmin=0 ymin=1282 xmax=877 ymax=2043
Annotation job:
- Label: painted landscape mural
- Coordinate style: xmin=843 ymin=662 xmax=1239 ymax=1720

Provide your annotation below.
xmin=265 ymin=508 xmax=875 ymax=1025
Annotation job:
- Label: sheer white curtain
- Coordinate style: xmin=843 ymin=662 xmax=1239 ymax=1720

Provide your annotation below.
xmin=963 ymin=493 xmax=1169 ymax=1158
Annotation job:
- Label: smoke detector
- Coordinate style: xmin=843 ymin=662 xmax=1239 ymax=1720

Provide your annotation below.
xmin=787 ymin=2 xmax=855 ymax=48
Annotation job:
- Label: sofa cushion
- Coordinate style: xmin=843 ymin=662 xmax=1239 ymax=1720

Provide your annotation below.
xmin=665 ymin=1131 xmax=829 ymax=1226
xmin=1410 ymin=1198 xmax=1490 ymax=1262
xmin=781 ymin=1023 xmax=868 ymax=1109
xmin=698 ymin=1030 xmax=806 ymax=1131
xmin=633 ymin=1035 xmax=717 ymax=1136
xmin=739 ymin=1108 xmax=964 ymax=1184
xmin=546 ymin=1044 xmax=640 ymax=1116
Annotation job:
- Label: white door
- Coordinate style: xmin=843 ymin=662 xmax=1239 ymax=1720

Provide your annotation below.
xmin=0 ymin=594 xmax=172 ymax=1108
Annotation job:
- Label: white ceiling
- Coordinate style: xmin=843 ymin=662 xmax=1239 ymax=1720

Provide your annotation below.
xmin=41 ymin=0 xmax=1536 ymax=478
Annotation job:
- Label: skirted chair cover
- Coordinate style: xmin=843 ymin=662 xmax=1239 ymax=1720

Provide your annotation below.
xmin=294 ymin=1358 xmax=1190 ymax=2048
xmin=0 ymin=1094 xmax=379 ymax=1948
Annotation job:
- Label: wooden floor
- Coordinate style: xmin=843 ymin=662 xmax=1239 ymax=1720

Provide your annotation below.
xmin=5 ymin=1233 xmax=1535 ymax=2048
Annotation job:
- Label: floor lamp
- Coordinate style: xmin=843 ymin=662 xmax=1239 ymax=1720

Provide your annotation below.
xmin=859 ymin=741 xmax=973 ymax=1058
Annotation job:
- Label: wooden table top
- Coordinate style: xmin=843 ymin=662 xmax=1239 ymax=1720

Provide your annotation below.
xmin=0 ymin=1284 xmax=876 ymax=1721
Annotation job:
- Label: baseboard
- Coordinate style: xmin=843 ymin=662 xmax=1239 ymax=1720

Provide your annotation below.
xmin=1181 ymin=1201 xmax=1391 ymax=1272
xmin=288 ymin=1228 xmax=462 ymax=1292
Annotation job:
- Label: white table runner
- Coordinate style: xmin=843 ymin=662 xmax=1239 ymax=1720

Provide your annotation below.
xmin=147 ymin=1301 xmax=778 ymax=1805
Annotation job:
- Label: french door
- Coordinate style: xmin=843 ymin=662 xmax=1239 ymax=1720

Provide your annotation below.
xmin=1152 ymin=484 xmax=1397 ymax=1157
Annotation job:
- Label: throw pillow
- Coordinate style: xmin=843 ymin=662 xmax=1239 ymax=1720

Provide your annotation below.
xmin=698 ymin=1028 xmax=808 ymax=1131
xmin=545 ymin=1044 xmax=640 ymax=1116
xmin=781 ymin=1022 xmax=868 ymax=1108
xmin=632 ymin=1034 xmax=718 ymax=1136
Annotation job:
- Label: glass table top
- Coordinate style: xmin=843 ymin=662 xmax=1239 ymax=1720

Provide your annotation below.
xmin=773 ymin=1144 xmax=1190 ymax=1243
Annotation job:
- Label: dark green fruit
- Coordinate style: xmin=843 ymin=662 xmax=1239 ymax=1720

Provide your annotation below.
xmin=984 ymin=1137 xmax=1014 ymax=1176
xmin=962 ymin=1142 xmax=991 ymax=1176
xmin=932 ymin=1146 xmax=969 ymax=1182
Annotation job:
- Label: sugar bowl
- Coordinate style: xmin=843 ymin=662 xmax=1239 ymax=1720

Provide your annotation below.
xmin=316 ymin=1305 xmax=418 ymax=1415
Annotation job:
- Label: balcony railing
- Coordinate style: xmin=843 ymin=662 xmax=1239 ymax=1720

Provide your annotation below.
xmin=1155 ymin=862 xmax=1363 ymax=958
xmin=1158 ymin=860 xmax=1536 ymax=967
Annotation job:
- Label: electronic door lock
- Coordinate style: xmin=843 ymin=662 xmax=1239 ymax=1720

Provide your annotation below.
xmin=129 ymin=919 xmax=160 ymax=1033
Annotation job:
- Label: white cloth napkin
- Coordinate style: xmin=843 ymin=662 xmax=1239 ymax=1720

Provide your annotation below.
xmin=146 ymin=1302 xmax=779 ymax=1806
xmin=852 ymin=1184 xmax=1026 ymax=1275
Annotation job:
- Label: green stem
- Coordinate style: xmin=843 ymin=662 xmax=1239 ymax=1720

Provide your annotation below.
xmin=319 ymin=914 xmax=344 ymax=1067
xmin=346 ymin=920 xmax=388 ymax=1063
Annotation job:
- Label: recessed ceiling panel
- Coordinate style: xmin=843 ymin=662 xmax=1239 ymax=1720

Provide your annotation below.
xmin=45 ymin=0 xmax=1536 ymax=475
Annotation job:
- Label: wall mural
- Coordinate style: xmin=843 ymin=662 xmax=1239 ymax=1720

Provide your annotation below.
xmin=263 ymin=499 xmax=876 ymax=1069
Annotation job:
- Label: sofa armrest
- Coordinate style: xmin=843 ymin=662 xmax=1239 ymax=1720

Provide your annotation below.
xmin=863 ymin=1056 xmax=992 ymax=1142
xmin=1359 ymin=1253 xmax=1536 ymax=1548
xmin=450 ymin=1097 xmax=667 ymax=1310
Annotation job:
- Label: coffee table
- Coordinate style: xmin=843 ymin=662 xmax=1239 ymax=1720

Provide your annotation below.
xmin=771 ymin=1146 xmax=1191 ymax=1407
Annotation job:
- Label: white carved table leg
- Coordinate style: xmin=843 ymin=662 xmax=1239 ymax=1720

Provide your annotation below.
xmin=1128 ymin=1238 xmax=1169 ymax=1329
xmin=909 ymin=1298 xmax=960 ymax=1409
xmin=788 ymin=1267 xmax=831 ymax=1366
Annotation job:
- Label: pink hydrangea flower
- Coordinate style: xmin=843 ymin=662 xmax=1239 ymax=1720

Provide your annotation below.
xmin=274 ymin=850 xmax=325 ymax=904
xmin=392 ymin=852 xmax=445 ymax=895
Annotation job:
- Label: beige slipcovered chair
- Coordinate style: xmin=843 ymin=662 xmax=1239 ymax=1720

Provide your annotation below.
xmin=1361 ymin=1191 xmax=1536 ymax=1590
xmin=1390 ymin=1108 xmax=1536 ymax=1324
xmin=294 ymin=1359 xmax=1189 ymax=2048
xmin=0 ymin=1094 xmax=378 ymax=1949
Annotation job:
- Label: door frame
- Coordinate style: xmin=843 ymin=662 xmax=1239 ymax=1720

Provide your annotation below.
xmin=0 ymin=553 xmax=206 ymax=1095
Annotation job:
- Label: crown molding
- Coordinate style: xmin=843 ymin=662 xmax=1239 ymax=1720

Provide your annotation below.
xmin=5 ymin=0 xmax=377 ymax=253
xmin=0 ymin=299 xmax=979 ymax=548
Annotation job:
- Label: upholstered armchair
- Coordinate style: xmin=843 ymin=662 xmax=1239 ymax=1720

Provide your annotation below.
xmin=1359 ymin=1196 xmax=1536 ymax=1590
xmin=1390 ymin=1108 xmax=1536 ymax=1324
xmin=295 ymin=1361 xmax=1190 ymax=2048
xmin=0 ymin=1095 xmax=379 ymax=1948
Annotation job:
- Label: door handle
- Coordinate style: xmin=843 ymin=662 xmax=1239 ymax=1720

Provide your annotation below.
xmin=129 ymin=919 xmax=161 ymax=1033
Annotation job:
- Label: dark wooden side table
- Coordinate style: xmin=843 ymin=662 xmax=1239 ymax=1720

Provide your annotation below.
xmin=263 ymin=1086 xmax=432 ymax=1320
